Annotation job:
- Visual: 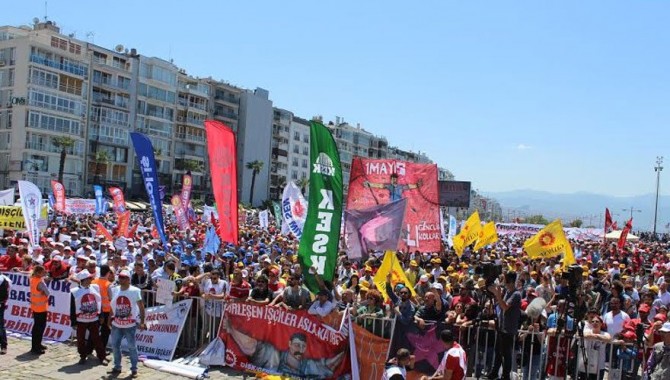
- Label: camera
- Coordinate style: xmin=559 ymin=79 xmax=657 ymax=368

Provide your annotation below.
xmin=562 ymin=264 xmax=583 ymax=302
xmin=475 ymin=261 xmax=502 ymax=287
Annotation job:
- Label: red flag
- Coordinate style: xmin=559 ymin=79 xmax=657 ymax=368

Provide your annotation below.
xmin=50 ymin=180 xmax=66 ymax=213
xmin=205 ymin=120 xmax=238 ymax=244
xmin=109 ymin=187 xmax=126 ymax=215
xmin=171 ymin=195 xmax=189 ymax=230
xmin=612 ymin=221 xmax=619 ymax=230
xmin=96 ymin=222 xmax=114 ymax=242
xmin=116 ymin=211 xmax=130 ymax=238
xmin=604 ymin=208 xmax=613 ymax=233
xmin=151 ymin=225 xmax=159 ymax=239
xmin=126 ymin=223 xmax=139 ymax=239
xmin=617 ymin=218 xmax=633 ymax=250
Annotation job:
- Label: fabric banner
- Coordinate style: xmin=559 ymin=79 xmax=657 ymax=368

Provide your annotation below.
xmin=18 ymin=180 xmax=43 ymax=248
xmin=272 ymin=201 xmax=282 ymax=230
xmin=259 ymin=210 xmax=269 ymax=230
xmin=64 ymin=199 xmax=97 ymax=214
xmin=219 ymin=302 xmax=349 ymax=378
xmin=117 ymin=299 xmax=192 ymax=361
xmin=203 ymin=205 xmax=218 ymax=223
xmin=618 ymin=218 xmax=633 ymax=250
xmin=116 ymin=211 xmax=131 ymax=238
xmin=170 ymin=195 xmax=189 ymax=230
xmin=0 ymin=188 xmax=14 ymax=206
xmin=204 ymin=226 xmax=220 ymax=255
xmin=473 ymin=221 xmax=499 ymax=251
xmin=93 ymin=185 xmax=105 ymax=215
xmin=109 ymin=187 xmax=126 ymax=214
xmin=2 ymin=271 xmax=73 ymax=342
xmin=346 ymin=159 xmax=440 ymax=253
xmin=281 ymin=181 xmax=308 ymax=239
xmin=453 ymin=211 xmax=481 ymax=256
xmin=352 ymin=321 xmax=391 ymax=380
xmin=180 ymin=174 xmax=192 ymax=215
xmin=524 ymin=219 xmax=574 ymax=261
xmin=373 ymin=251 xmax=416 ymax=301
xmin=50 ymin=180 xmax=66 ymax=213
xmin=299 ymin=121 xmax=343 ymax=293
xmin=343 ymin=198 xmax=407 ymax=261
xmin=126 ymin=223 xmax=139 ymax=239
xmin=204 ymin=120 xmax=238 ymax=244
xmin=0 ymin=205 xmax=48 ymax=230
xmin=389 ymin=321 xmax=448 ymax=378
xmin=448 ymin=215 xmax=458 ymax=245
xmin=130 ymin=132 xmax=168 ymax=247
xmin=96 ymin=222 xmax=114 ymax=242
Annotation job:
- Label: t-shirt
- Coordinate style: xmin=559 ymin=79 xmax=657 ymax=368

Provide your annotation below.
xmin=436 ymin=343 xmax=466 ymax=380
xmin=603 ymin=311 xmax=630 ymax=338
xmin=203 ymin=279 xmax=228 ymax=317
xmin=111 ymin=286 xmax=142 ymax=328
xmin=229 ymin=280 xmax=251 ymax=299
xmin=499 ymin=290 xmax=522 ymax=335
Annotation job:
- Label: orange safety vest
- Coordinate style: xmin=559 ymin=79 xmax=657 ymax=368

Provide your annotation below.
xmin=93 ymin=278 xmax=111 ymax=312
xmin=30 ymin=276 xmax=48 ymax=313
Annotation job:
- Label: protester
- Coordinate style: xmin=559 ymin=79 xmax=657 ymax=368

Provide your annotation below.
xmin=70 ymin=270 xmax=108 ymax=365
xmin=109 ymin=269 xmax=145 ymax=378
xmin=420 ymin=329 xmax=466 ymax=380
xmin=0 ymin=271 xmax=9 ymax=355
xmin=646 ymin=322 xmax=670 ymax=379
xmin=29 ymin=264 xmax=49 ymax=355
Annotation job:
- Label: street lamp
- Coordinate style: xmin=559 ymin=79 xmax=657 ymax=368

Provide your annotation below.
xmin=622 ymin=207 xmax=642 ymax=220
xmin=654 ymin=156 xmax=664 ymax=236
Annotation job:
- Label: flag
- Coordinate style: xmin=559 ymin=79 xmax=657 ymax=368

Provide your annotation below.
xmin=389 ymin=321 xmax=449 ymax=376
xmin=605 ymin=208 xmax=613 ymax=234
xmin=473 ymin=221 xmax=499 ymax=251
xmin=180 ymin=174 xmax=192 ymax=215
xmin=343 ymin=198 xmax=407 ymax=260
xmin=0 ymin=188 xmax=14 ymax=206
xmin=453 ymin=211 xmax=482 ymax=256
xmin=96 ymin=222 xmax=114 ymax=242
xmin=130 ymin=132 xmax=168 ymax=247
xmin=271 ymin=201 xmax=282 ymax=230
xmin=93 ymin=185 xmax=105 ymax=215
xmin=159 ymin=185 xmax=166 ymax=201
xmin=126 ymin=222 xmax=139 ymax=239
xmin=171 ymin=195 xmax=189 ymax=230
xmin=203 ymin=205 xmax=218 ymax=223
xmin=281 ymin=181 xmax=308 ymax=238
xmin=524 ymin=219 xmax=574 ymax=261
xmin=50 ymin=180 xmax=66 ymax=213
xmin=258 ymin=210 xmax=269 ymax=230
xmin=447 ymin=215 xmax=457 ymax=247
xmin=204 ymin=120 xmax=238 ymax=244
xmin=18 ymin=180 xmax=42 ymax=249
xmin=299 ymin=121 xmax=343 ymax=293
xmin=373 ymin=251 xmax=416 ymax=301
xmin=612 ymin=221 xmax=619 ymax=230
xmin=204 ymin=226 xmax=221 ymax=254
xmin=116 ymin=210 xmax=130 ymax=238
xmin=109 ymin=187 xmax=126 ymax=214
xmin=618 ymin=218 xmax=633 ymax=250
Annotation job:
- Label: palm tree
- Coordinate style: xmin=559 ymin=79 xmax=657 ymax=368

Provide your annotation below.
xmin=297 ymin=177 xmax=309 ymax=194
xmin=93 ymin=150 xmax=110 ymax=183
xmin=245 ymin=160 xmax=264 ymax=205
xmin=52 ymin=136 xmax=75 ymax=184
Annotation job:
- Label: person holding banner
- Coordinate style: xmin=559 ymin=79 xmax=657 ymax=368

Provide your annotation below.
xmin=70 ymin=270 xmax=108 ymax=365
xmin=29 ymin=265 xmax=50 ymax=355
xmin=109 ymin=269 xmax=145 ymax=378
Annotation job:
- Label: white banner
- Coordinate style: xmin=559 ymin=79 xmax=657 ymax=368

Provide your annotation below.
xmin=64 ymin=199 xmax=97 ymax=214
xmin=0 ymin=188 xmax=14 ymax=206
xmin=202 ymin=205 xmax=218 ymax=223
xmin=2 ymin=272 xmax=73 ymax=342
xmin=258 ymin=210 xmax=269 ymax=230
xmin=156 ymin=279 xmax=175 ymax=305
xmin=281 ymin=181 xmax=308 ymax=238
xmin=117 ymin=299 xmax=192 ymax=361
xmin=18 ymin=180 xmax=43 ymax=248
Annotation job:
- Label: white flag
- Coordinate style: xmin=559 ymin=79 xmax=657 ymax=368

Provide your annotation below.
xmin=18 ymin=181 xmax=43 ymax=248
xmin=258 ymin=210 xmax=269 ymax=230
xmin=447 ymin=214 xmax=458 ymax=247
xmin=281 ymin=181 xmax=308 ymax=238
xmin=0 ymin=188 xmax=14 ymax=206
xmin=203 ymin=205 xmax=218 ymax=223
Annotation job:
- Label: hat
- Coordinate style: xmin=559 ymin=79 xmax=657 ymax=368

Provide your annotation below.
xmin=619 ymin=264 xmax=625 ymax=269
xmin=76 ymin=270 xmax=94 ymax=281
xmin=419 ymin=275 xmax=429 ymax=283
xmin=76 ymin=254 xmax=88 ymax=261
xmin=410 ymin=260 xmax=418 ymax=267
xmin=622 ymin=330 xmax=637 ymax=340
xmin=660 ymin=322 xmax=670 ymax=333
xmin=118 ymin=270 xmax=131 ymax=278
xmin=650 ymin=285 xmax=660 ymax=294
xmin=431 ymin=283 xmax=443 ymax=291
xmin=52 ymin=255 xmax=63 ymax=262
xmin=639 ymin=304 xmax=651 ymax=313
xmin=654 ymin=314 xmax=667 ymax=323
xmin=263 ymin=258 xmax=272 ymax=264
xmin=431 ymin=258 xmax=441 ymax=264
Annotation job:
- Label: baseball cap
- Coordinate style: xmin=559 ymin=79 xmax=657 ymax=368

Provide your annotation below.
xmin=118 ymin=270 xmax=131 ymax=278
xmin=639 ymin=304 xmax=651 ymax=313
xmin=76 ymin=270 xmax=94 ymax=281
xmin=52 ymin=255 xmax=63 ymax=262
xmin=660 ymin=322 xmax=670 ymax=333
xmin=431 ymin=283 xmax=443 ymax=291
xmin=409 ymin=260 xmax=418 ymax=267
xmin=654 ymin=314 xmax=667 ymax=323
xmin=419 ymin=275 xmax=429 ymax=283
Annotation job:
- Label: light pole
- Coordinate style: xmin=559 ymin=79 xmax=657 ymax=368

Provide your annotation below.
xmin=654 ymin=156 xmax=664 ymax=236
xmin=622 ymin=207 xmax=642 ymax=220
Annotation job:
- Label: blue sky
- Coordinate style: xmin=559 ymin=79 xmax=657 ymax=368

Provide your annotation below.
xmin=8 ymin=1 xmax=670 ymax=197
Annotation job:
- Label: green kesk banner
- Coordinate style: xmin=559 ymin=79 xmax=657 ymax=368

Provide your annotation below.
xmin=298 ymin=121 xmax=343 ymax=293
xmin=272 ymin=201 xmax=282 ymax=230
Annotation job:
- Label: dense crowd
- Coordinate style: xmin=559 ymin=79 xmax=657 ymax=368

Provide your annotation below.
xmin=1 ymin=209 xmax=670 ymax=380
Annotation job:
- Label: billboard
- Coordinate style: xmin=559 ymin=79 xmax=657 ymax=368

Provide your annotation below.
xmin=438 ymin=180 xmax=471 ymax=208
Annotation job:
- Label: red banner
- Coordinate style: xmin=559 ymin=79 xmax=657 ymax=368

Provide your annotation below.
xmin=352 ymin=322 xmax=391 ymax=380
xmin=126 ymin=223 xmax=139 ymax=239
xmin=181 ymin=174 xmax=192 ymax=214
xmin=116 ymin=211 xmax=130 ymax=238
xmin=205 ymin=120 xmax=238 ymax=244
xmin=347 ymin=158 xmax=440 ymax=252
xmin=109 ymin=187 xmax=126 ymax=215
xmin=219 ymin=303 xmax=349 ymax=378
xmin=50 ymin=180 xmax=66 ymax=213
xmin=618 ymin=218 xmax=633 ymax=250
xmin=96 ymin=222 xmax=114 ymax=242
xmin=171 ymin=195 xmax=189 ymax=230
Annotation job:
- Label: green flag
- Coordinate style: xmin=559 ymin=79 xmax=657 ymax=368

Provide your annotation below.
xmin=298 ymin=121 xmax=343 ymax=293
xmin=272 ymin=201 xmax=282 ymax=230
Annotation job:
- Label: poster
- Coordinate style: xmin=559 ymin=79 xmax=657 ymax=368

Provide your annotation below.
xmin=0 ymin=205 xmax=48 ymax=230
xmin=156 ymin=279 xmax=175 ymax=305
xmin=219 ymin=302 xmax=350 ymax=379
xmin=64 ymin=199 xmax=98 ymax=214
xmin=347 ymin=158 xmax=440 ymax=253
xmin=2 ymin=272 xmax=73 ymax=342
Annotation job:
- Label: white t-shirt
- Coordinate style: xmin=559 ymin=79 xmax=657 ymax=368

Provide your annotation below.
xmin=602 ymin=311 xmax=630 ymax=338
xmin=202 ymin=279 xmax=228 ymax=317
xmin=576 ymin=332 xmax=610 ymax=374
xmin=110 ymin=285 xmax=142 ymax=328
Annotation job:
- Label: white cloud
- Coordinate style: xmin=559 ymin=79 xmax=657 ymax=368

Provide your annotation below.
xmin=516 ymin=144 xmax=532 ymax=150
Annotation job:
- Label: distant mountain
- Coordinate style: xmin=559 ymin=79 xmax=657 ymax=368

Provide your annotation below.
xmin=484 ymin=189 xmax=670 ymax=232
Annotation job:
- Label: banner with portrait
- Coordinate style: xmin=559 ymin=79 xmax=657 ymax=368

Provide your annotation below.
xmin=219 ymin=302 xmax=350 ymax=379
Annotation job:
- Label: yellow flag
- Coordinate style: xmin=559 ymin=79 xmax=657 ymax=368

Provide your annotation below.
xmin=473 ymin=221 xmax=498 ymax=251
xmin=373 ymin=251 xmax=416 ymax=301
xmin=453 ymin=211 xmax=482 ymax=257
xmin=523 ymin=219 xmax=575 ymax=263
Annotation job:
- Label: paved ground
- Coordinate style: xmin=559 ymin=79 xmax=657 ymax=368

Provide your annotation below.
xmin=0 ymin=336 xmax=251 ymax=380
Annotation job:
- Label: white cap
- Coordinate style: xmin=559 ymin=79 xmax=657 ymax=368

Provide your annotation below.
xmin=52 ymin=255 xmax=63 ymax=262
xmin=431 ymin=283 xmax=444 ymax=291
xmin=660 ymin=322 xmax=670 ymax=333
xmin=419 ymin=275 xmax=429 ymax=283
xmin=76 ymin=270 xmax=94 ymax=281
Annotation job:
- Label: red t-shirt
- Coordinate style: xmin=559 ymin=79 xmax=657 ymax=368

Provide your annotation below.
xmin=0 ymin=254 xmax=22 ymax=271
xmin=44 ymin=260 xmax=70 ymax=280
xmin=228 ymin=280 xmax=251 ymax=299
xmin=451 ymin=295 xmax=476 ymax=309
xmin=441 ymin=343 xmax=466 ymax=380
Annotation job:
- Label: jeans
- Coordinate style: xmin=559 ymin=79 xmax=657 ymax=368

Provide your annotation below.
xmin=31 ymin=311 xmax=47 ymax=351
xmin=111 ymin=325 xmax=138 ymax=371
xmin=0 ymin=305 xmax=7 ymax=349
xmin=523 ymin=354 xmax=542 ymax=380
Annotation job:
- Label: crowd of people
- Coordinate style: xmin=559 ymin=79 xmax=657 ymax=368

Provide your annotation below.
xmin=1 ymin=209 xmax=670 ymax=380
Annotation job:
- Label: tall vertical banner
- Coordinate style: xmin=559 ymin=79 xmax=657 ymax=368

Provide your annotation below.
xmin=204 ymin=120 xmax=238 ymax=244
xmin=258 ymin=210 xmax=269 ymax=230
xmin=109 ymin=187 xmax=126 ymax=214
xmin=299 ymin=121 xmax=343 ymax=293
xmin=281 ymin=181 xmax=309 ymax=238
xmin=346 ymin=158 xmax=441 ymax=252
xmin=50 ymin=180 xmax=66 ymax=213
xmin=93 ymin=185 xmax=105 ymax=215
xmin=116 ymin=211 xmax=131 ymax=238
xmin=271 ymin=201 xmax=282 ymax=230
xmin=171 ymin=195 xmax=189 ymax=230
xmin=0 ymin=188 xmax=14 ymax=205
xmin=18 ymin=180 xmax=43 ymax=248
xmin=180 ymin=174 xmax=192 ymax=215
xmin=130 ymin=132 xmax=168 ymax=247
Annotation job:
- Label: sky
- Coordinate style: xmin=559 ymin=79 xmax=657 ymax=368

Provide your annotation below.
xmin=7 ymin=1 xmax=670 ymax=197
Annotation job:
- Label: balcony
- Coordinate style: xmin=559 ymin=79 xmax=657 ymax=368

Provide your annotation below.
xmin=213 ymin=110 xmax=237 ymax=120
xmin=30 ymin=54 xmax=87 ymax=77
xmin=272 ymin=147 xmax=288 ymax=157
xmin=214 ymin=94 xmax=239 ymax=106
xmin=175 ymin=133 xmax=205 ymax=143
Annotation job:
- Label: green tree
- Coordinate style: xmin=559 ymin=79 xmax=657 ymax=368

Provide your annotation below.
xmin=570 ymin=219 xmax=583 ymax=228
xmin=525 ymin=214 xmax=549 ymax=225
xmin=52 ymin=136 xmax=75 ymax=184
xmin=93 ymin=150 xmax=110 ymax=183
xmin=245 ymin=160 xmax=264 ymax=205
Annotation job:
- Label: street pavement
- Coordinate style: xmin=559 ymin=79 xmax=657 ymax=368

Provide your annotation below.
xmin=0 ymin=336 xmax=250 ymax=380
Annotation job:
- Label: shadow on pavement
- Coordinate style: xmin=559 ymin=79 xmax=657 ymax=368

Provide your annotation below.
xmin=14 ymin=351 xmax=43 ymax=362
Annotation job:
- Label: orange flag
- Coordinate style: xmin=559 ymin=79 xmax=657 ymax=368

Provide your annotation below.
xmin=96 ymin=222 xmax=114 ymax=242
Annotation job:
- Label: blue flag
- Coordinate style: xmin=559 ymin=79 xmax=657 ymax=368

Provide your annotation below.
xmin=48 ymin=194 xmax=55 ymax=209
xmin=94 ymin=185 xmax=104 ymax=215
xmin=130 ymin=132 xmax=168 ymax=247
xmin=205 ymin=226 xmax=220 ymax=254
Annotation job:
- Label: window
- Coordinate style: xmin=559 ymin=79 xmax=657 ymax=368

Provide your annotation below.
xmin=293 ymin=145 xmax=299 ymax=154
xmin=303 ymin=134 xmax=309 ymax=143
xmin=29 ymin=68 xmax=59 ymax=90
xmin=302 ymin=159 xmax=308 ymax=169
xmin=293 ymin=131 xmax=300 ymax=141
xmin=28 ymin=111 xmax=81 ymax=135
xmin=28 ymin=89 xmax=84 ymax=115
xmin=291 ymin=171 xmax=298 ymax=180
xmin=303 ymin=146 xmax=308 ymax=156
